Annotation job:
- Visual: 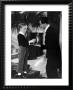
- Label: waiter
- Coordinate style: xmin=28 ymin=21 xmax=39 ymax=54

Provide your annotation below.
xmin=40 ymin=17 xmax=62 ymax=78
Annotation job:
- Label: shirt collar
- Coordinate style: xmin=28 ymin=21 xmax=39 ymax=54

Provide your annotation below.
xmin=45 ymin=24 xmax=50 ymax=32
xmin=19 ymin=31 xmax=24 ymax=36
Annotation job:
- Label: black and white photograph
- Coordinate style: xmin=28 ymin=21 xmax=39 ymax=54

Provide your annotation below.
xmin=11 ymin=11 xmax=62 ymax=79
xmin=5 ymin=5 xmax=69 ymax=86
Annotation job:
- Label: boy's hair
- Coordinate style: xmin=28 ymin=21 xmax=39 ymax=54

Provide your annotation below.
xmin=18 ymin=22 xmax=27 ymax=31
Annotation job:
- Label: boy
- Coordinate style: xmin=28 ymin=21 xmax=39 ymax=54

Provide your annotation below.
xmin=16 ymin=23 xmax=29 ymax=77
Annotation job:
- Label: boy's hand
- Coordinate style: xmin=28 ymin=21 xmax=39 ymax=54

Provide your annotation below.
xmin=29 ymin=39 xmax=36 ymax=45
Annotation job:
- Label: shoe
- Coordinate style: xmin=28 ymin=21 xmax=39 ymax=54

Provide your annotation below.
xmin=23 ymin=71 xmax=27 ymax=74
xmin=24 ymin=66 xmax=32 ymax=73
xmin=14 ymin=73 xmax=24 ymax=78
xmin=23 ymin=71 xmax=28 ymax=76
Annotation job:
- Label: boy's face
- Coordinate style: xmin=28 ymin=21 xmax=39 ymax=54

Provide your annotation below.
xmin=20 ymin=25 xmax=27 ymax=34
xmin=22 ymin=25 xmax=27 ymax=30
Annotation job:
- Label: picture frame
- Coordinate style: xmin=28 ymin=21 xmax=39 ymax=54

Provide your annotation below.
xmin=0 ymin=0 xmax=72 ymax=89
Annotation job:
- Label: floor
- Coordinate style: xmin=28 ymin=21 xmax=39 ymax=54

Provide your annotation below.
xmin=11 ymin=55 xmax=47 ymax=78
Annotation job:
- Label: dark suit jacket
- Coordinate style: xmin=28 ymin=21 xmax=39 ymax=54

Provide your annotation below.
xmin=45 ymin=25 xmax=61 ymax=69
xmin=17 ymin=34 xmax=29 ymax=47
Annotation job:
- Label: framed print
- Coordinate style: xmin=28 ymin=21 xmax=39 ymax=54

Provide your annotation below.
xmin=0 ymin=0 xmax=72 ymax=89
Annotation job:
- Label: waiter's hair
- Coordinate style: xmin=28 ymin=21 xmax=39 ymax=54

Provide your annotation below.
xmin=40 ymin=17 xmax=48 ymax=24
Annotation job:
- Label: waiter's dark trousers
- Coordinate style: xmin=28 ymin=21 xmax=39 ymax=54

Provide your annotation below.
xmin=46 ymin=50 xmax=61 ymax=78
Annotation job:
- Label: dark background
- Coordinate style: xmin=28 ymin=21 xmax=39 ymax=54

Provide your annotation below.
xmin=11 ymin=11 xmax=61 ymax=38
